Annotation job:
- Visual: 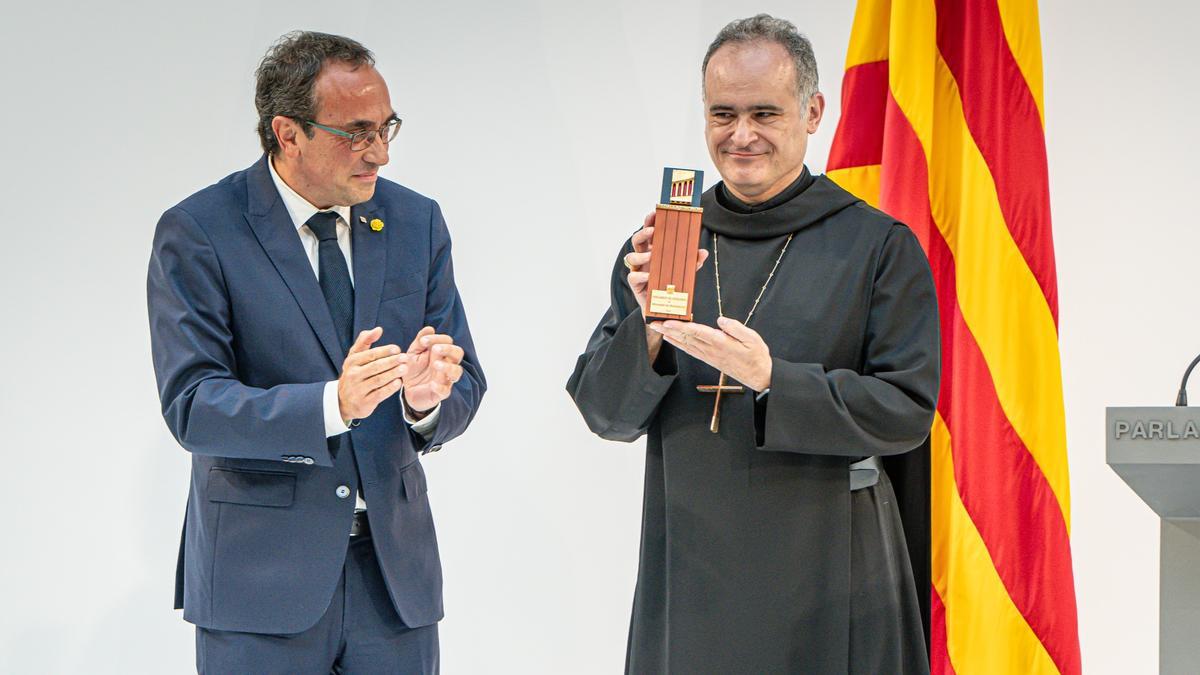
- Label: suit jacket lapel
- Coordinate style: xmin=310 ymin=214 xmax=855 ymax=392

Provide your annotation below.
xmin=351 ymin=203 xmax=387 ymax=337
xmin=244 ymin=157 xmax=345 ymax=370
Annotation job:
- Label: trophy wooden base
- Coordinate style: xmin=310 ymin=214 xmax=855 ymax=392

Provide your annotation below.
xmin=644 ymin=204 xmax=703 ymax=323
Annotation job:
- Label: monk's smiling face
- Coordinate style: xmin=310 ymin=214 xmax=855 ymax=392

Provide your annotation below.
xmin=703 ymin=40 xmax=824 ymax=204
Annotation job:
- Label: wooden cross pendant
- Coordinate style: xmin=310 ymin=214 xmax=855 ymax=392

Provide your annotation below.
xmin=696 ymin=372 xmax=745 ymax=433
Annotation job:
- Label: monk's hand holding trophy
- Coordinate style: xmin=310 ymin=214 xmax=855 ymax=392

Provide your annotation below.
xmin=633 ymin=168 xmax=773 ymax=432
xmin=400 ymin=326 xmax=465 ymax=418
xmin=626 ymin=168 xmax=710 ymax=358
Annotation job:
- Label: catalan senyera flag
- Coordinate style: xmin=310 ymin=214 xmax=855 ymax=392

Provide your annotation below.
xmin=827 ymin=1 xmax=1080 ymax=673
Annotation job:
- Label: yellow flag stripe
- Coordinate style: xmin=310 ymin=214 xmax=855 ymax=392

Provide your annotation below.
xmin=825 ymin=165 xmax=881 ymax=209
xmin=996 ymin=0 xmax=1046 ymax=125
xmin=886 ymin=0 xmax=1070 ymax=526
xmin=844 ymin=0 xmax=892 ymax=68
xmin=931 ymin=415 xmax=1059 ymax=674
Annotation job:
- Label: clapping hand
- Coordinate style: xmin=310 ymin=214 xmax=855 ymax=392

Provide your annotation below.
xmin=400 ymin=326 xmax=465 ymax=416
xmin=337 ymin=327 xmax=405 ymax=423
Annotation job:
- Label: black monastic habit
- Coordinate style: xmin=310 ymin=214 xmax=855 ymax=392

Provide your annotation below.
xmin=567 ymin=169 xmax=940 ymax=674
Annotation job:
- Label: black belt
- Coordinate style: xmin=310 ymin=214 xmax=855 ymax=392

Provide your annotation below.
xmin=350 ymin=510 xmax=371 ymax=537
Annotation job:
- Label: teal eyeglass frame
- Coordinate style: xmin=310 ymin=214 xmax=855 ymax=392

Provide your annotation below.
xmin=302 ymin=116 xmax=402 ymax=150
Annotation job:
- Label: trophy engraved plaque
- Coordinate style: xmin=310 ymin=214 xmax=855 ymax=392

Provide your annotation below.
xmin=645 ymin=167 xmax=704 ymax=322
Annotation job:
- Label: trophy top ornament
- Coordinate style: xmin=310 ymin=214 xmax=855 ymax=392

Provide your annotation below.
xmin=659 ymin=167 xmax=704 ymax=210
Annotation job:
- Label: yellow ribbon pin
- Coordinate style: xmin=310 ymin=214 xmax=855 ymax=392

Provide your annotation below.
xmin=369 ymin=218 xmax=384 ymax=232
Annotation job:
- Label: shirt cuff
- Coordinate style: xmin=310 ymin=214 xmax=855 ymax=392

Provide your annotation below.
xmin=323 ymin=381 xmax=351 ymax=437
xmin=402 ymin=389 xmax=441 ymax=438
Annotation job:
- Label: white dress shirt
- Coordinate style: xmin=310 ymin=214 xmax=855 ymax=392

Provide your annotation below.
xmin=268 ymin=158 xmax=440 ymax=511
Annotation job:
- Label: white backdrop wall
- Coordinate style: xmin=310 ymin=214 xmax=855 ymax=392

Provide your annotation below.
xmin=0 ymin=1 xmax=1188 ymax=672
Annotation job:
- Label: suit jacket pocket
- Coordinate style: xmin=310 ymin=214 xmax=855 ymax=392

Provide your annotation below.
xmin=381 ymin=272 xmax=423 ymax=303
xmin=400 ymin=462 xmax=428 ymax=501
xmin=207 ymin=467 xmax=296 ymax=507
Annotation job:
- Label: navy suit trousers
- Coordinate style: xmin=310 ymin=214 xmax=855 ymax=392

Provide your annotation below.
xmin=195 ymin=534 xmax=439 ymax=674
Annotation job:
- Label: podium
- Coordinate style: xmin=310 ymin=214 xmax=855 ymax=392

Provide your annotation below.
xmin=1107 ymin=406 xmax=1200 ymax=673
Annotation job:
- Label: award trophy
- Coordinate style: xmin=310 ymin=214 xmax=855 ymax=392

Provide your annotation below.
xmin=644 ymin=167 xmax=704 ymax=322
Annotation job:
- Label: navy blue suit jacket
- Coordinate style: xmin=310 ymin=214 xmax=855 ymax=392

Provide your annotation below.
xmin=147 ymin=156 xmax=485 ymax=634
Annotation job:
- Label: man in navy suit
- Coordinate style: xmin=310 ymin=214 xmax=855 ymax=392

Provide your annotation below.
xmin=147 ymin=31 xmax=485 ymax=673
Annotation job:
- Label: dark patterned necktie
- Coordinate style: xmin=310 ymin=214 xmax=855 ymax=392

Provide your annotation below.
xmin=306 ymin=211 xmax=354 ymax=353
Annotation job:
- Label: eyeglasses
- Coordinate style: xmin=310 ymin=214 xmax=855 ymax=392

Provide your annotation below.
xmin=302 ymin=117 xmax=402 ymax=151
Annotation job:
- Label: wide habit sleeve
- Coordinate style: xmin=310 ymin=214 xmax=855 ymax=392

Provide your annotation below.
xmin=566 ymin=238 xmax=679 ymax=442
xmin=756 ymin=225 xmax=940 ymax=457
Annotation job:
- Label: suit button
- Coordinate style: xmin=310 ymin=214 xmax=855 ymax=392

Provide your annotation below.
xmin=303 ymin=457 xmax=314 ymax=465
xmin=336 ymin=485 xmax=351 ymax=499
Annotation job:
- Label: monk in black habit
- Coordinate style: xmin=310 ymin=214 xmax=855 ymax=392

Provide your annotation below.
xmin=567 ymin=15 xmax=940 ymax=674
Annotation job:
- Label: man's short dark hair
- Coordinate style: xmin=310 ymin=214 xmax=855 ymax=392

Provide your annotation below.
xmin=702 ymin=14 xmax=819 ymax=102
xmin=254 ymin=31 xmax=375 ymax=155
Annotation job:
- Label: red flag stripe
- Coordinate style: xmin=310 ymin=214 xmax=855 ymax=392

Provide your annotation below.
xmin=930 ymin=587 xmax=957 ymax=675
xmin=934 ymin=0 xmax=1059 ymax=323
xmin=827 ymin=60 xmax=890 ymax=171
xmin=879 ymin=92 xmax=1080 ymax=674
xmin=941 ymin=311 xmax=1080 ymax=675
